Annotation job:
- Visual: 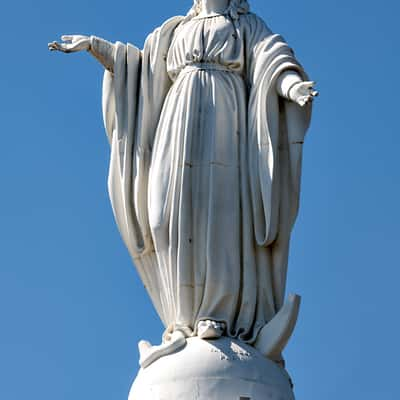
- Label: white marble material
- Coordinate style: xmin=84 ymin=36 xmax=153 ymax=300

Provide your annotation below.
xmin=254 ymin=294 xmax=301 ymax=362
xmin=130 ymin=337 xmax=295 ymax=400
xmin=197 ymin=320 xmax=226 ymax=339
xmin=138 ymin=330 xmax=186 ymax=369
xmin=48 ymin=0 xmax=317 ymax=388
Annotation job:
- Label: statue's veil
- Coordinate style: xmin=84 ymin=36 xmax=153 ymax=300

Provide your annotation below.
xmin=186 ymin=0 xmax=250 ymax=20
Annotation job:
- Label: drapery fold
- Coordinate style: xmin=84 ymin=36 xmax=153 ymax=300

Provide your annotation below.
xmin=102 ymin=17 xmax=183 ymax=325
xmin=247 ymin=32 xmax=312 ymax=309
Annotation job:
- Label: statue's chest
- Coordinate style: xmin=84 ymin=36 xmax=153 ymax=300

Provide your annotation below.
xmin=172 ymin=16 xmax=238 ymax=57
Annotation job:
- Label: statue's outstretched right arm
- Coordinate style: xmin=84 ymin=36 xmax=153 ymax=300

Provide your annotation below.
xmin=48 ymin=35 xmax=116 ymax=73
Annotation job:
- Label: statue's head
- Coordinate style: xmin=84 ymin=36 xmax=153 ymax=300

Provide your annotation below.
xmin=187 ymin=0 xmax=250 ymax=19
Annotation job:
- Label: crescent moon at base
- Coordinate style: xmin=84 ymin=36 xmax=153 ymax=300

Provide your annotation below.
xmin=253 ymin=294 xmax=301 ymax=361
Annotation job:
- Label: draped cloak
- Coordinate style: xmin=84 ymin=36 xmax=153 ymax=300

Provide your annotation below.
xmin=102 ymin=13 xmax=312 ymax=343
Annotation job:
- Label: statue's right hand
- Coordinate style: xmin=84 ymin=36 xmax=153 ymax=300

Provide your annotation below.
xmin=48 ymin=35 xmax=90 ymax=53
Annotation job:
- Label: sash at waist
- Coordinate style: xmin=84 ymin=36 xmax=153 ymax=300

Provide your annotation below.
xmin=175 ymin=63 xmax=241 ymax=77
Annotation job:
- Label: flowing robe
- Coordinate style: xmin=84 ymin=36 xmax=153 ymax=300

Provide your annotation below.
xmin=102 ymin=13 xmax=311 ymax=343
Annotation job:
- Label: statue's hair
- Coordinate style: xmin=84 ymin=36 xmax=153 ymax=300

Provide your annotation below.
xmin=184 ymin=0 xmax=250 ymax=24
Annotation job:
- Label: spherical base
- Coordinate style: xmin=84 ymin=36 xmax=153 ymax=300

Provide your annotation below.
xmin=129 ymin=337 xmax=295 ymax=400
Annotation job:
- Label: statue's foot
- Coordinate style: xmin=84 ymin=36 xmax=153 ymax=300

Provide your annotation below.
xmin=197 ymin=320 xmax=226 ymax=339
xmin=138 ymin=330 xmax=186 ymax=369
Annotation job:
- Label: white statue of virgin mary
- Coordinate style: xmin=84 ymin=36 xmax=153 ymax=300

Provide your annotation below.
xmin=49 ymin=0 xmax=317 ymax=367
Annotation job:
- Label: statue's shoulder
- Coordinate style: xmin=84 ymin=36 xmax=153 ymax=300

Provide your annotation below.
xmin=159 ymin=15 xmax=185 ymax=32
xmin=150 ymin=15 xmax=184 ymax=38
xmin=240 ymin=12 xmax=273 ymax=36
xmin=144 ymin=15 xmax=184 ymax=49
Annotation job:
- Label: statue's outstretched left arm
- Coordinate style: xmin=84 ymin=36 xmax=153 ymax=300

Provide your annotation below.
xmin=48 ymin=35 xmax=115 ymax=72
xmin=276 ymin=70 xmax=319 ymax=106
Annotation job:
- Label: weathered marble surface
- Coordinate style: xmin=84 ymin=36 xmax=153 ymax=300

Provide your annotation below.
xmin=130 ymin=337 xmax=295 ymax=400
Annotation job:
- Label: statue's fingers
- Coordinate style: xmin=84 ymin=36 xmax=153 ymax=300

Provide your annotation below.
xmin=298 ymin=95 xmax=313 ymax=107
xmin=304 ymin=81 xmax=316 ymax=88
xmin=297 ymin=97 xmax=306 ymax=107
xmin=48 ymin=41 xmax=61 ymax=51
xmin=300 ymin=85 xmax=318 ymax=97
xmin=61 ymin=35 xmax=74 ymax=42
xmin=61 ymin=43 xmax=75 ymax=53
xmin=305 ymin=95 xmax=314 ymax=104
xmin=52 ymin=42 xmax=72 ymax=53
xmin=298 ymin=82 xmax=315 ymax=93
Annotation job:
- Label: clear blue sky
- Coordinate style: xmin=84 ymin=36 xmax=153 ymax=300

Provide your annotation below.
xmin=1 ymin=0 xmax=399 ymax=399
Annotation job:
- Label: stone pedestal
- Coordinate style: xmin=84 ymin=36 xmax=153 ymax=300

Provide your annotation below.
xmin=129 ymin=337 xmax=294 ymax=400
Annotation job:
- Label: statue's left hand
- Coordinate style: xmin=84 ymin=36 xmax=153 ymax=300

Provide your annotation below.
xmin=48 ymin=35 xmax=90 ymax=53
xmin=290 ymin=81 xmax=319 ymax=107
